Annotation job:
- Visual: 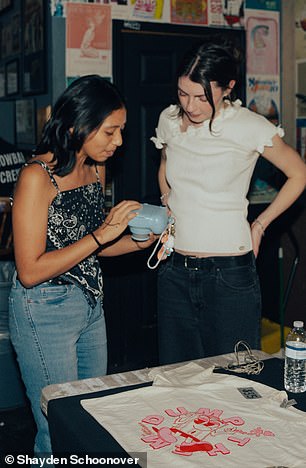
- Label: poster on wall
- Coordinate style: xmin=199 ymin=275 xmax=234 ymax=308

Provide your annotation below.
xmin=295 ymin=0 xmax=306 ymax=60
xmin=171 ymin=0 xmax=208 ymax=25
xmin=246 ymin=16 xmax=278 ymax=76
xmin=247 ymin=75 xmax=280 ymax=126
xmin=207 ymin=0 xmax=244 ymax=27
xmin=245 ymin=4 xmax=281 ymax=204
xmin=66 ymin=3 xmax=112 ymax=78
xmin=131 ymin=0 xmax=164 ymax=20
xmin=222 ymin=0 xmax=244 ymax=27
xmin=22 ymin=0 xmax=45 ymax=95
xmin=245 ymin=7 xmax=280 ymax=122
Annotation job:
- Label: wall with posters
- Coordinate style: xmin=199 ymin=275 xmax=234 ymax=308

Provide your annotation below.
xmin=55 ymin=1 xmax=282 ymax=207
xmin=1 ymin=0 xmax=281 ymax=150
xmin=59 ymin=0 xmax=247 ymax=84
xmin=2 ymin=0 xmax=305 ymax=341
xmin=0 ymin=0 xmax=53 ymax=149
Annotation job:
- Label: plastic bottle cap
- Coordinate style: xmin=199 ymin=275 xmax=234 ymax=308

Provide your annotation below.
xmin=293 ymin=320 xmax=304 ymax=328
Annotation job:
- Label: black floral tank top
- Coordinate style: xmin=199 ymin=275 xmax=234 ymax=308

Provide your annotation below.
xmin=27 ymin=160 xmax=105 ymax=307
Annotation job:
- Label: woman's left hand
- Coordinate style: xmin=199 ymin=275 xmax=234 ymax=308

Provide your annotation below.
xmin=251 ymin=221 xmax=265 ymax=258
xmin=134 ymin=232 xmax=159 ymax=250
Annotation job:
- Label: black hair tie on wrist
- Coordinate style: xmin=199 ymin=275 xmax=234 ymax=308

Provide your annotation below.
xmin=91 ymin=232 xmax=103 ymax=250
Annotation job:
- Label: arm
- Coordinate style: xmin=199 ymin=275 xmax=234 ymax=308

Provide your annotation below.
xmin=251 ymin=134 xmax=306 ymax=256
xmin=13 ymin=164 xmax=142 ymax=287
xmin=98 ymin=233 xmax=157 ymax=257
xmin=96 ymin=163 xmax=157 ymax=256
xmin=158 ymin=146 xmax=171 ymax=206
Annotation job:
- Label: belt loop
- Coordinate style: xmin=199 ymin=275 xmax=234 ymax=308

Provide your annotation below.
xmin=12 ymin=270 xmax=18 ymax=287
xmin=184 ymin=256 xmax=199 ymax=270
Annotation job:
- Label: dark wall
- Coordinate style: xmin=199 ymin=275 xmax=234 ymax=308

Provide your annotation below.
xmin=0 ymin=2 xmax=65 ymax=150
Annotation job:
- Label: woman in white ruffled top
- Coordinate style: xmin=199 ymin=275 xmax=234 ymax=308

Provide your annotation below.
xmin=151 ymin=38 xmax=306 ymax=365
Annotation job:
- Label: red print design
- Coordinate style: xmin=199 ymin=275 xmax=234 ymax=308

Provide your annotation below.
xmin=139 ymin=406 xmax=275 ymax=458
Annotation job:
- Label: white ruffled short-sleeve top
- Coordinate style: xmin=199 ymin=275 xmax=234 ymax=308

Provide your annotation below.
xmin=151 ymin=100 xmax=284 ymax=254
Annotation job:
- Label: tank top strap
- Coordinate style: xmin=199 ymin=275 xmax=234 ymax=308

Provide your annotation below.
xmin=25 ymin=160 xmax=60 ymax=193
xmin=94 ymin=164 xmax=100 ymax=182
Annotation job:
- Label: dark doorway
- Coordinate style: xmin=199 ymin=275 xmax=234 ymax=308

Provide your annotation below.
xmin=103 ymin=22 xmax=245 ymax=373
xmin=112 ymin=21 xmax=245 ymax=204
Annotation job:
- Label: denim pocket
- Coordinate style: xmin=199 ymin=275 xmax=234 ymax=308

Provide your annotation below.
xmin=32 ymin=284 xmax=73 ymax=305
xmin=217 ymin=264 xmax=257 ymax=291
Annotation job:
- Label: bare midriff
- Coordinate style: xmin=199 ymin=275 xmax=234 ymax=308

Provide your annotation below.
xmin=175 ymin=249 xmax=249 ymax=258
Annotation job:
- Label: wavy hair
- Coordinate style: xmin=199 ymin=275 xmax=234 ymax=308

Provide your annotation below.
xmin=176 ymin=38 xmax=241 ymax=132
xmin=35 ymin=75 xmax=126 ymax=176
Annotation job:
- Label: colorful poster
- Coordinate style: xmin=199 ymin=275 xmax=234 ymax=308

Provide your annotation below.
xmin=66 ymin=3 xmax=112 ymax=77
xmin=131 ymin=0 xmax=164 ymax=19
xmin=221 ymin=0 xmax=244 ymax=28
xmin=247 ymin=75 xmax=280 ymax=125
xmin=246 ymin=15 xmax=278 ymax=75
xmin=207 ymin=0 xmax=225 ymax=26
xmin=295 ymin=0 xmax=306 ymax=60
xmin=171 ymin=0 xmax=208 ymax=25
xmin=245 ymin=5 xmax=281 ymax=204
xmin=245 ymin=8 xmax=280 ymax=120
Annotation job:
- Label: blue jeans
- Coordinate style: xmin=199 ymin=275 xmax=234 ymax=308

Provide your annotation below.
xmin=8 ymin=274 xmax=107 ymax=455
xmin=157 ymin=251 xmax=261 ymax=365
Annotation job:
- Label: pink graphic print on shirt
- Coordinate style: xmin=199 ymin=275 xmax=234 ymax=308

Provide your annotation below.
xmin=139 ymin=406 xmax=275 ymax=457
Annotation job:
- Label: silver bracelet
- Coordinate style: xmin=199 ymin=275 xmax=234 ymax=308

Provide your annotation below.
xmin=252 ymin=218 xmax=265 ymax=236
xmin=160 ymin=191 xmax=170 ymax=201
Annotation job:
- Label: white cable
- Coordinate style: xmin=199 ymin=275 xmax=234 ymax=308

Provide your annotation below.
xmin=147 ymin=230 xmax=166 ymax=270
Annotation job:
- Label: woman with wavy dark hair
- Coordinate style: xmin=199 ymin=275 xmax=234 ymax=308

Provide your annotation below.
xmin=152 ymin=39 xmax=306 ymax=365
xmin=9 ymin=75 xmax=156 ymax=455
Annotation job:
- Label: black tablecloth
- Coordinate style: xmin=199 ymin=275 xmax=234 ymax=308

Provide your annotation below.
xmin=48 ymin=358 xmax=306 ymax=457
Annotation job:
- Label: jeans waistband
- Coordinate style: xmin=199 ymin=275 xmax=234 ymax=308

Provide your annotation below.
xmin=49 ymin=277 xmax=72 ymax=286
xmin=172 ymin=251 xmax=253 ymax=270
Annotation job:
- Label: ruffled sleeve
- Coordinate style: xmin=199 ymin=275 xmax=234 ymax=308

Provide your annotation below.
xmin=256 ymin=125 xmax=285 ymax=154
xmin=237 ymin=107 xmax=286 ymax=155
xmin=150 ymin=105 xmax=177 ymax=149
xmin=150 ymin=135 xmax=165 ymax=149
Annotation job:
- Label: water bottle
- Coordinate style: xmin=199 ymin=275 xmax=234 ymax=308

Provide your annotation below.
xmin=284 ymin=320 xmax=306 ymax=393
xmin=54 ymin=0 xmax=63 ymax=17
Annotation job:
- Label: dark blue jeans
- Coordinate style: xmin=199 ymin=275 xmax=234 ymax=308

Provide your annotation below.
xmin=157 ymin=251 xmax=261 ymax=365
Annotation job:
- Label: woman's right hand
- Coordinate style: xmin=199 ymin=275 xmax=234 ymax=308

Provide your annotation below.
xmin=94 ymin=200 xmax=141 ymax=245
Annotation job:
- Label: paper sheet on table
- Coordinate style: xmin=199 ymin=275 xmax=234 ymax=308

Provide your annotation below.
xmin=81 ymin=363 xmax=306 ymax=468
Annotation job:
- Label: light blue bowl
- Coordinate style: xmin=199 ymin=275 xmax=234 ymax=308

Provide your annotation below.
xmin=128 ymin=203 xmax=168 ymax=241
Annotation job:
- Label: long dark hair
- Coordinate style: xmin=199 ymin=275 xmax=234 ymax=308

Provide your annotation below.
xmin=35 ymin=75 xmax=126 ymax=176
xmin=176 ymin=38 xmax=241 ymax=131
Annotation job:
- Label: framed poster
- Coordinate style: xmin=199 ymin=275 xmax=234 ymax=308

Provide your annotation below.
xmin=5 ymin=59 xmax=19 ymax=96
xmin=15 ymin=99 xmax=36 ymax=146
xmin=22 ymin=0 xmax=45 ymax=95
xmin=0 ymin=21 xmax=13 ymax=60
xmin=66 ymin=3 xmax=112 ymax=77
xmin=11 ymin=13 xmax=21 ymax=55
xmin=23 ymin=52 xmax=45 ymax=95
xmin=0 ymin=64 xmax=4 ymax=97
